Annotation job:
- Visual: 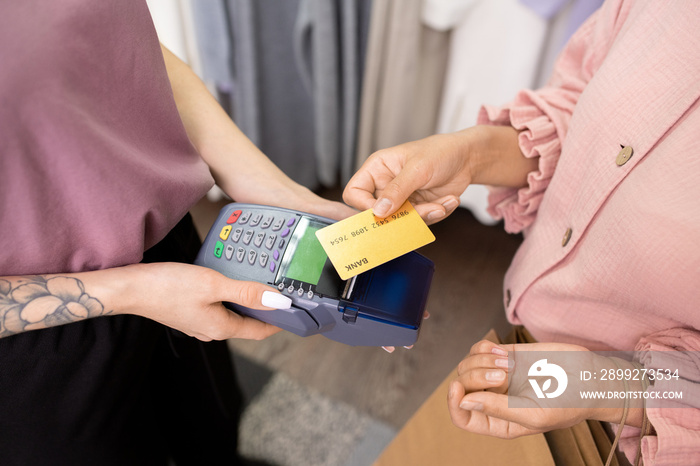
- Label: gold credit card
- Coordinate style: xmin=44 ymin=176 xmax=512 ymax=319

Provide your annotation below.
xmin=315 ymin=200 xmax=435 ymax=280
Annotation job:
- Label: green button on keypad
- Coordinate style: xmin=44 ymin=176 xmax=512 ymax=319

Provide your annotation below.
xmin=214 ymin=240 xmax=224 ymax=258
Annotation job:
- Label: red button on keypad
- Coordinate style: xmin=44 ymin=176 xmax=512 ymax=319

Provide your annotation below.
xmin=226 ymin=210 xmax=242 ymax=224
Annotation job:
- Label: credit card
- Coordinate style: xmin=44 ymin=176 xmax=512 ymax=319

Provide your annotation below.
xmin=315 ymin=200 xmax=435 ymax=280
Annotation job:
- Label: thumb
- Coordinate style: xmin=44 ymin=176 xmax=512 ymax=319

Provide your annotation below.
xmin=372 ymin=162 xmax=430 ymax=218
xmin=460 ymin=391 xmax=539 ymax=427
xmin=217 ymin=278 xmax=292 ymax=311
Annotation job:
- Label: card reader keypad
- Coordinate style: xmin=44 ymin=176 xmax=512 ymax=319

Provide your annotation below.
xmin=197 ymin=202 xmax=432 ymax=347
xmin=215 ymin=207 xmax=297 ymax=283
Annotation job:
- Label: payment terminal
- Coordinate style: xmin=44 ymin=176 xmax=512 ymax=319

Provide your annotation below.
xmin=194 ymin=203 xmax=435 ymax=346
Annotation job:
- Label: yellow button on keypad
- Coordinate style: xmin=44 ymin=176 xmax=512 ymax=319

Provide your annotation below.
xmin=220 ymin=225 xmax=232 ymax=240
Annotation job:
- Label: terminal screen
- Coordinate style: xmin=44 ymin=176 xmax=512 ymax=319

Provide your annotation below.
xmin=279 ymin=217 xmax=345 ymax=297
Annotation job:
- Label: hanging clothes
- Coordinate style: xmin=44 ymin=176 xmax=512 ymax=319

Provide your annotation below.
xmin=354 ymin=0 xmax=450 ymax=171
xmin=429 ymin=0 xmax=547 ymax=225
xmin=190 ymin=0 xmax=371 ymax=190
xmin=294 ymin=0 xmax=372 ymax=186
xmin=521 ymin=0 xmax=605 ymax=87
xmin=520 ymin=0 xmax=604 ymax=42
xmin=227 ymin=0 xmax=319 ymax=189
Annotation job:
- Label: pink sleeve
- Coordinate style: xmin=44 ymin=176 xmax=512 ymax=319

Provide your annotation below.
xmin=616 ymin=329 xmax=700 ymax=465
xmin=478 ymin=0 xmax=625 ymax=234
xmin=478 ymin=95 xmax=563 ymax=234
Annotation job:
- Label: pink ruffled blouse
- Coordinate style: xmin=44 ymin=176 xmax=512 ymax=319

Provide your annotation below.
xmin=481 ymin=0 xmax=700 ymax=463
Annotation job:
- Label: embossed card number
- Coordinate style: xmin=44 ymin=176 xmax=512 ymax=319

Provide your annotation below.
xmin=315 ymin=201 xmax=435 ymax=280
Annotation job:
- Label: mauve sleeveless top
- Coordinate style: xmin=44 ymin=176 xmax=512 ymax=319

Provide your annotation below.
xmin=0 ymin=1 xmax=214 ymax=276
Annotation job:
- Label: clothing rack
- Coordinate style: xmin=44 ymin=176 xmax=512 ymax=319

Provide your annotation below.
xmin=147 ymin=0 xmax=602 ymax=224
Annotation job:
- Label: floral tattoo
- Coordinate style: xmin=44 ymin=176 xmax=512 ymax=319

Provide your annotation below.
xmin=0 ymin=276 xmax=109 ymax=337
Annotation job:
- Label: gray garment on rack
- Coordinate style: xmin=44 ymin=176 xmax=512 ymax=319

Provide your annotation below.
xmin=340 ymin=0 xmax=373 ymax=184
xmin=190 ymin=0 xmax=233 ymax=86
xmin=294 ymin=0 xmax=372 ymax=186
xmin=189 ymin=0 xmax=260 ymax=147
xmin=226 ymin=0 xmax=260 ymax=146
xmin=191 ymin=0 xmax=371 ymax=189
xmin=295 ymin=0 xmax=339 ymax=187
xmin=191 ymin=0 xmax=317 ymax=189
xmin=227 ymin=0 xmax=318 ymax=189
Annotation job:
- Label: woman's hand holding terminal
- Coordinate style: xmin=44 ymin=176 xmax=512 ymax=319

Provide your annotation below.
xmin=0 ymin=263 xmax=289 ymax=341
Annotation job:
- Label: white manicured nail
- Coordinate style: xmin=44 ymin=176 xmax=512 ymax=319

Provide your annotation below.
xmin=261 ymin=291 xmax=292 ymax=309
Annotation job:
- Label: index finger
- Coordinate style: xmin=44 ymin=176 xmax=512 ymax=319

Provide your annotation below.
xmin=344 ymin=152 xmax=422 ymax=217
xmin=469 ymin=340 xmax=513 ymax=357
xmin=343 ymin=174 xmax=381 ymax=212
xmin=344 ymin=152 xmax=397 ymax=211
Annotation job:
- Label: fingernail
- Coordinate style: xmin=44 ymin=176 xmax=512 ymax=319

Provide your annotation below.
xmin=373 ymin=198 xmax=392 ymax=217
xmin=427 ymin=210 xmax=445 ymax=221
xmin=491 ymin=346 xmax=508 ymax=357
xmin=495 ymin=358 xmax=513 ymax=369
xmin=442 ymin=198 xmax=459 ymax=210
xmin=403 ymin=345 xmax=414 ymax=349
xmin=449 ymin=381 xmax=459 ymax=399
xmin=261 ymin=291 xmax=292 ymax=309
xmin=459 ymin=400 xmax=483 ymax=411
xmin=485 ymin=370 xmax=505 ymax=382
xmin=382 ymin=346 xmax=395 ymax=353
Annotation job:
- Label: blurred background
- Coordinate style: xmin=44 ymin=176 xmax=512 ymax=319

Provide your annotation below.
xmin=147 ymin=1 xmax=601 ymax=465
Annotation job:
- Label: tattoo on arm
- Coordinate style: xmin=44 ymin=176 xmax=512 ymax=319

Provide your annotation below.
xmin=0 ymin=276 xmax=110 ymax=337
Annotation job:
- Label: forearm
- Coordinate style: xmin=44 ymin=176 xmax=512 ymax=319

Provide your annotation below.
xmin=0 ymin=270 xmax=125 ymax=338
xmin=1 ymin=262 xmax=287 ymax=341
xmin=160 ymin=44 xmax=356 ymax=220
xmin=160 ymin=44 xmax=292 ymax=203
xmin=0 ymin=265 xmax=190 ymax=338
xmin=457 ymin=125 xmax=539 ymax=188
